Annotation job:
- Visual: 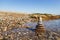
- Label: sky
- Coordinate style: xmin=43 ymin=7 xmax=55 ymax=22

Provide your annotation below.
xmin=0 ymin=0 xmax=60 ymax=15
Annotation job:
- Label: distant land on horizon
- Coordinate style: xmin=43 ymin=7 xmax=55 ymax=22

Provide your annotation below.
xmin=0 ymin=11 xmax=60 ymax=21
xmin=0 ymin=11 xmax=59 ymax=15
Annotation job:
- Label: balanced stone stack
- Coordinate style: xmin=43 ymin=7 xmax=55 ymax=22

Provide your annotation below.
xmin=35 ymin=16 xmax=46 ymax=40
xmin=35 ymin=16 xmax=46 ymax=35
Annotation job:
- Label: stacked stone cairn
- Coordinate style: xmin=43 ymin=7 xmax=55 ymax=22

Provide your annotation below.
xmin=35 ymin=16 xmax=46 ymax=40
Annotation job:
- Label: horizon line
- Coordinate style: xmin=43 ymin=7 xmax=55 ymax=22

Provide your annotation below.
xmin=0 ymin=10 xmax=59 ymax=15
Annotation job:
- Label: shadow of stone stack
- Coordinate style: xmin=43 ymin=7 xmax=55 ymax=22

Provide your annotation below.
xmin=35 ymin=16 xmax=46 ymax=40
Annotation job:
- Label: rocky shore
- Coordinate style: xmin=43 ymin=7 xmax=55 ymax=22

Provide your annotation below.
xmin=0 ymin=12 xmax=60 ymax=40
